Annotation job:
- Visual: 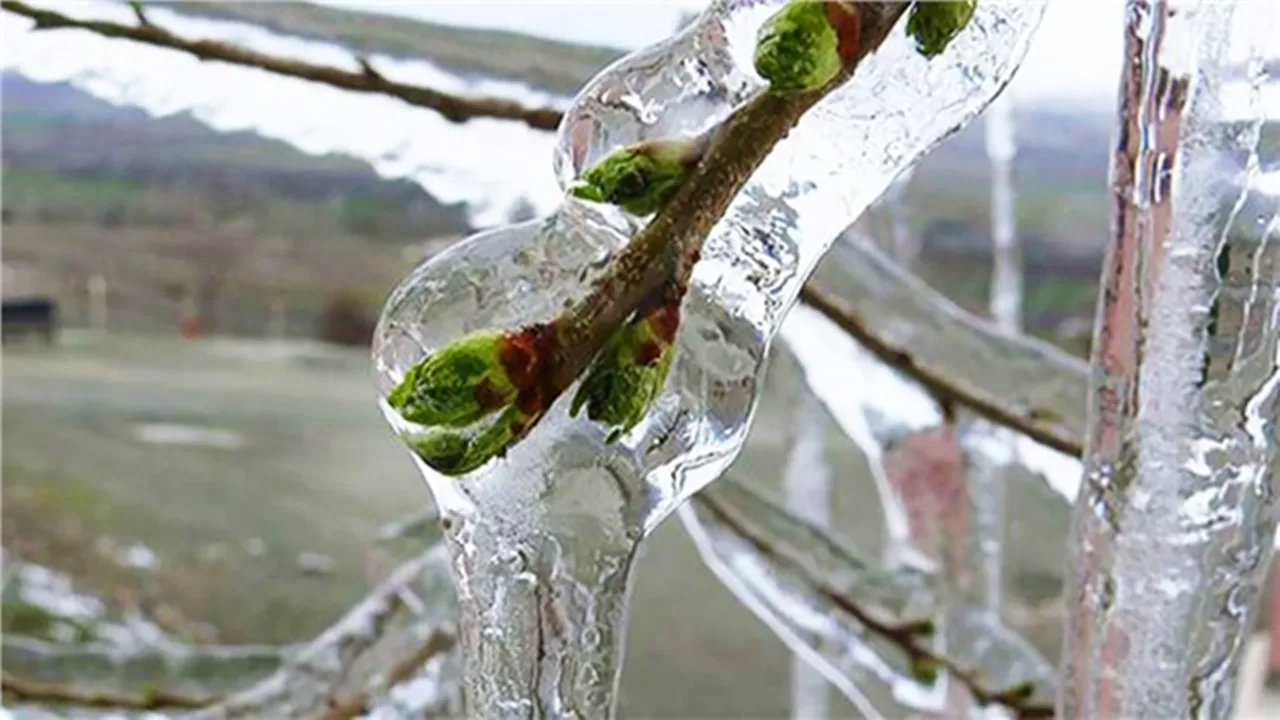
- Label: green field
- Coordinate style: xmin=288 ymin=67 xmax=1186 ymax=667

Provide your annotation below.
xmin=2 ymin=333 xmax=818 ymax=717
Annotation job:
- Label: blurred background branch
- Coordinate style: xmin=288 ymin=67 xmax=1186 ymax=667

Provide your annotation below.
xmin=1 ymin=1 xmax=564 ymax=129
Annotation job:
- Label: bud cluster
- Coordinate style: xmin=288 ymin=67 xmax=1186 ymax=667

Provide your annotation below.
xmin=385 ymin=1 xmax=979 ymax=476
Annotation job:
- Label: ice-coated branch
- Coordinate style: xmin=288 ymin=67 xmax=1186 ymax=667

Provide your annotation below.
xmin=802 ymin=239 xmax=1088 ymax=457
xmin=1 ymin=672 xmax=212 ymax=711
xmin=688 ymin=480 xmax=1054 ymax=718
xmin=194 ymin=546 xmax=460 ymax=719
xmin=0 ymin=0 xmax=563 ymax=130
xmin=1 ymin=636 xmax=286 ymax=707
xmin=1060 ymin=0 xmax=1280 ymax=716
xmin=384 ymin=1 xmax=945 ymax=475
xmin=4 ymin=0 xmax=1080 ymax=456
xmin=2 ymin=551 xmax=460 ymax=717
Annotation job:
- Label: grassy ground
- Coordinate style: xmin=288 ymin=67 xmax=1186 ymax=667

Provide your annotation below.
xmin=2 ymin=332 xmax=809 ymax=717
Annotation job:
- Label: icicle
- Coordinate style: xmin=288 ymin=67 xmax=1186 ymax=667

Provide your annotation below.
xmin=373 ymin=2 xmax=1048 ymax=716
xmin=885 ymin=167 xmax=919 ymax=268
xmin=1060 ymin=0 xmax=1280 ymax=717
xmin=783 ymin=390 xmax=835 ymax=719
xmin=960 ymin=89 xmax=1021 ymax=619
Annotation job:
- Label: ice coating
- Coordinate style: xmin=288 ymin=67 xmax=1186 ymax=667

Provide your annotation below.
xmin=1060 ymin=0 xmax=1280 ymax=717
xmin=681 ymin=304 xmax=1065 ymax=716
xmin=372 ymin=2 xmax=1047 ymax=716
xmin=555 ymin=0 xmax=1048 ymax=334
xmin=195 ymin=546 xmax=463 ymax=719
xmin=782 ymin=387 xmax=835 ymax=719
xmin=376 ymin=0 xmax=1048 ymax=534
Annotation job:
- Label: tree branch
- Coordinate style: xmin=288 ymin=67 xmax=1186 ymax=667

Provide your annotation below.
xmin=0 ymin=0 xmax=563 ymax=130
xmin=801 ymin=239 xmax=1088 ymax=457
xmin=1 ymin=672 xmax=213 ymax=711
xmin=0 ymin=635 xmax=288 ymax=703
xmin=320 ymin=629 xmax=455 ymax=720
xmin=693 ymin=490 xmax=1053 ymax=718
xmin=196 ymin=546 xmax=460 ymax=719
xmin=1 ymin=0 xmax=1086 ymax=456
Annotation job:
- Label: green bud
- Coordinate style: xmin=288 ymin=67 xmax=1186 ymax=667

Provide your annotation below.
xmin=386 ymin=330 xmax=518 ymax=428
xmin=909 ymin=655 xmax=940 ymax=686
xmin=569 ymin=138 xmax=701 ymax=216
xmin=754 ymin=1 xmax=843 ymax=93
xmin=906 ymin=1 xmax=977 ymax=59
xmin=903 ymin=618 xmax=936 ymax=638
xmin=406 ymin=406 xmax=532 ymax=476
xmin=570 ymin=307 xmax=677 ymax=444
xmin=1000 ymin=681 xmax=1037 ymax=703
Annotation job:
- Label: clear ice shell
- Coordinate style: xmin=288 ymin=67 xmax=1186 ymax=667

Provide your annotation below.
xmin=372 ymin=2 xmax=1049 ymax=717
xmin=374 ymin=0 xmax=1049 ymax=534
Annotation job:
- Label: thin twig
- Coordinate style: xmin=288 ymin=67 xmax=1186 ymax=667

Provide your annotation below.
xmin=798 ymin=283 xmax=1084 ymax=457
xmin=694 ymin=493 xmax=1054 ymax=719
xmin=0 ymin=1 xmax=563 ymax=130
xmin=1 ymin=673 xmax=213 ymax=711
xmin=541 ymin=2 xmax=910 ymax=399
xmin=321 ymin=630 xmax=456 ymax=720
xmin=1 ymin=0 xmax=1083 ymax=455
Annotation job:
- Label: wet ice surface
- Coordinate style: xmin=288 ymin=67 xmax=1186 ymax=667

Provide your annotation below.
xmin=372 ymin=2 xmax=1047 ymax=716
xmin=1060 ymin=1 xmax=1280 ymax=718
xmin=782 ymin=390 xmax=835 ymax=718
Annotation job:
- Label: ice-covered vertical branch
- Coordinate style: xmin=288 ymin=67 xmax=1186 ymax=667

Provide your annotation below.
xmin=783 ymin=390 xmax=834 ymax=720
xmin=965 ymin=90 xmax=1021 ymax=618
xmin=987 ymin=92 xmax=1021 ymax=338
xmin=1060 ymin=0 xmax=1280 ymax=717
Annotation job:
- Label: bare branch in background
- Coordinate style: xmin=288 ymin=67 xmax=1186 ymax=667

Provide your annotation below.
xmin=0 ymin=0 xmax=1091 ymax=456
xmin=1 ymin=672 xmax=213 ymax=711
xmin=196 ymin=546 xmax=459 ymax=719
xmin=692 ymin=485 xmax=1054 ymax=718
xmin=803 ymin=240 xmax=1088 ymax=458
xmin=0 ymin=1 xmax=563 ymax=130
xmin=0 ymin=635 xmax=288 ymax=702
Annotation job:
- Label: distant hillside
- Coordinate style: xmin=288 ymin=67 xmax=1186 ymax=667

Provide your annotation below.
xmin=2 ymin=72 xmax=471 ymax=240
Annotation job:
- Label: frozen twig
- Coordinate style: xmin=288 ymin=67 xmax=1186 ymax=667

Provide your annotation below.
xmin=383 ymin=1 xmax=914 ymax=473
xmin=1 ymin=672 xmax=213 ymax=710
xmin=1 ymin=0 xmax=1083 ymax=456
xmin=195 ymin=546 xmax=459 ymax=719
xmin=1 ymin=635 xmax=287 ymax=701
xmin=0 ymin=0 xmax=563 ymax=130
xmin=803 ymin=240 xmax=1087 ymax=457
xmin=692 ymin=484 xmax=1052 ymax=718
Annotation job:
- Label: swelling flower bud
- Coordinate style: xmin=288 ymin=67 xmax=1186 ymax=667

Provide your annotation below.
xmin=570 ymin=137 xmax=705 ymax=216
xmin=906 ymin=0 xmax=976 ymax=58
xmin=909 ymin=655 xmax=940 ymax=686
xmin=754 ymin=1 xmax=844 ymax=93
xmin=386 ymin=329 xmax=518 ymax=428
xmin=570 ymin=303 xmax=679 ymax=443
xmin=407 ymin=406 xmax=534 ymax=476
xmin=1001 ymin=681 xmax=1036 ymax=703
